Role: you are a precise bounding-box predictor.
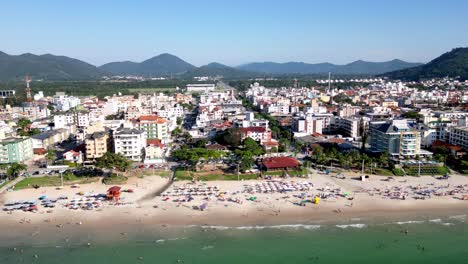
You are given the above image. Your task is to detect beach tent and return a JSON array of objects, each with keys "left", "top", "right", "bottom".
[{"left": 107, "top": 186, "right": 122, "bottom": 202}]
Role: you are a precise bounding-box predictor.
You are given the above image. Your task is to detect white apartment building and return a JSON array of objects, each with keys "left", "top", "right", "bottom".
[
  {"left": 292, "top": 116, "right": 323, "bottom": 135},
  {"left": 266, "top": 104, "right": 290, "bottom": 115},
  {"left": 448, "top": 126, "right": 468, "bottom": 149},
  {"left": 113, "top": 128, "right": 146, "bottom": 161},
  {"left": 53, "top": 93, "right": 81, "bottom": 112},
  {"left": 335, "top": 117, "right": 361, "bottom": 139},
  {"left": 186, "top": 84, "right": 216, "bottom": 93}
]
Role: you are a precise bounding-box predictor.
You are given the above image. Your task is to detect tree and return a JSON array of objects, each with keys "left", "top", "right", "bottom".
[
  {"left": 171, "top": 127, "right": 182, "bottom": 136},
  {"left": 402, "top": 111, "right": 423, "bottom": 120},
  {"left": 214, "top": 128, "right": 242, "bottom": 147},
  {"left": 194, "top": 139, "right": 208, "bottom": 148},
  {"left": 176, "top": 117, "right": 183, "bottom": 126},
  {"left": 46, "top": 149, "right": 56, "bottom": 165},
  {"left": 96, "top": 152, "right": 132, "bottom": 172},
  {"left": 6, "top": 163, "right": 27, "bottom": 180}
]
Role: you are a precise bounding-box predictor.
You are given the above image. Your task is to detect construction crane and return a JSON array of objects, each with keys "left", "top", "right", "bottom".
[{"left": 25, "top": 75, "right": 32, "bottom": 102}]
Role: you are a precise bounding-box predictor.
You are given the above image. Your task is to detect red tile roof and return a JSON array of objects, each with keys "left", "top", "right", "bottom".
[
  {"left": 138, "top": 115, "right": 167, "bottom": 124},
  {"left": 262, "top": 157, "right": 299, "bottom": 169},
  {"left": 147, "top": 139, "right": 165, "bottom": 148},
  {"left": 432, "top": 140, "right": 464, "bottom": 151},
  {"left": 241, "top": 127, "right": 266, "bottom": 133}
]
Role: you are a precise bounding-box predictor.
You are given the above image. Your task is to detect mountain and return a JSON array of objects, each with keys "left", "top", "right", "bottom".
[
  {"left": 384, "top": 48, "right": 468, "bottom": 80},
  {"left": 238, "top": 59, "right": 422, "bottom": 75},
  {"left": 99, "top": 53, "right": 195, "bottom": 76},
  {"left": 0, "top": 52, "right": 105, "bottom": 80},
  {"left": 183, "top": 62, "right": 255, "bottom": 78}
]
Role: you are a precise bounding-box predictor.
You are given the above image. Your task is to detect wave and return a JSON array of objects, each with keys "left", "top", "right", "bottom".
[
  {"left": 202, "top": 245, "right": 214, "bottom": 250},
  {"left": 429, "top": 219, "right": 442, "bottom": 223},
  {"left": 187, "top": 224, "right": 321, "bottom": 230},
  {"left": 448, "top": 215, "right": 466, "bottom": 221},
  {"left": 336, "top": 224, "right": 367, "bottom": 229},
  {"left": 395, "top": 220, "right": 425, "bottom": 225}
]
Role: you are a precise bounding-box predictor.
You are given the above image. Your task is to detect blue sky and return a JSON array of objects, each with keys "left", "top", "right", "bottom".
[{"left": 1, "top": 0, "right": 467, "bottom": 66}]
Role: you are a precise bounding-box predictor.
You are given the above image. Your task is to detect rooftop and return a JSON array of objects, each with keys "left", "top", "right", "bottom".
[{"left": 262, "top": 157, "right": 299, "bottom": 169}]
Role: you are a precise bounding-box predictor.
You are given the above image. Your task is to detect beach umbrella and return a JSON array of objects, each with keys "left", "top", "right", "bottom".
[{"left": 199, "top": 203, "right": 207, "bottom": 211}]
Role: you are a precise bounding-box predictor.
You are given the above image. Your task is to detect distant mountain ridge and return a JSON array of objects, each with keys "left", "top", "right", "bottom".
[
  {"left": 99, "top": 53, "right": 196, "bottom": 76},
  {"left": 237, "top": 59, "right": 422, "bottom": 75},
  {"left": 182, "top": 62, "right": 253, "bottom": 78},
  {"left": 0, "top": 50, "right": 445, "bottom": 81},
  {"left": 383, "top": 47, "right": 468, "bottom": 80},
  {"left": 0, "top": 52, "right": 105, "bottom": 80}
]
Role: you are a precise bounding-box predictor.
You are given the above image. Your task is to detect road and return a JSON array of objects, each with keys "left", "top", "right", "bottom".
[{"left": 0, "top": 176, "right": 25, "bottom": 194}]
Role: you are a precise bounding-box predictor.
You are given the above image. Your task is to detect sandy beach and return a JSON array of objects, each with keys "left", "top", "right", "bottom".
[{"left": 0, "top": 171, "right": 467, "bottom": 244}]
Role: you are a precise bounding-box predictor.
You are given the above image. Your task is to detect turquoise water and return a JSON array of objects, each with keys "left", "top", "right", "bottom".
[{"left": 1, "top": 218, "right": 467, "bottom": 264}]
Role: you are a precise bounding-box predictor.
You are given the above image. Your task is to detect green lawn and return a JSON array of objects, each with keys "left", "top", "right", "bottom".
[
  {"left": 174, "top": 169, "right": 259, "bottom": 181},
  {"left": 403, "top": 165, "right": 449, "bottom": 176},
  {"left": 264, "top": 168, "right": 308, "bottom": 177},
  {"left": 14, "top": 175, "right": 99, "bottom": 190}
]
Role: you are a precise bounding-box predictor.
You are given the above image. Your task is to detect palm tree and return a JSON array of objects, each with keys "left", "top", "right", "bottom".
[
  {"left": 46, "top": 148, "right": 56, "bottom": 165},
  {"left": 6, "top": 163, "right": 27, "bottom": 180}
]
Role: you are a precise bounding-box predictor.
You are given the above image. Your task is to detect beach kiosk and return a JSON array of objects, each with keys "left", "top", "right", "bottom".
[{"left": 107, "top": 186, "right": 121, "bottom": 202}]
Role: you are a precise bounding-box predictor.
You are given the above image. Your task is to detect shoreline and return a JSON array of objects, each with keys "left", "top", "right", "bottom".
[{"left": 0, "top": 173, "right": 467, "bottom": 246}]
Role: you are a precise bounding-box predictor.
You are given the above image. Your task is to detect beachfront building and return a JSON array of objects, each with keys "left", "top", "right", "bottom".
[
  {"left": 335, "top": 117, "right": 362, "bottom": 139},
  {"left": 448, "top": 126, "right": 468, "bottom": 149},
  {"left": 369, "top": 119, "right": 428, "bottom": 160},
  {"left": 113, "top": 128, "right": 146, "bottom": 161},
  {"left": 261, "top": 157, "right": 299, "bottom": 171},
  {"left": 0, "top": 137, "right": 33, "bottom": 164},
  {"left": 135, "top": 115, "right": 169, "bottom": 143},
  {"left": 85, "top": 131, "right": 112, "bottom": 160}
]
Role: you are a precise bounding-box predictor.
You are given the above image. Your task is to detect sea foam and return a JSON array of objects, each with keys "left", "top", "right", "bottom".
[
  {"left": 188, "top": 224, "right": 321, "bottom": 230},
  {"left": 335, "top": 224, "right": 367, "bottom": 229}
]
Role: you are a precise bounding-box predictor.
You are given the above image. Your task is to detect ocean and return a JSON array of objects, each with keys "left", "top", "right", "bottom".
[{"left": 1, "top": 215, "right": 467, "bottom": 264}]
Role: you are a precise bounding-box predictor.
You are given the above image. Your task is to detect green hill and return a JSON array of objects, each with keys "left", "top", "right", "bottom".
[
  {"left": 0, "top": 51, "right": 105, "bottom": 80},
  {"left": 99, "top": 53, "right": 195, "bottom": 77},
  {"left": 384, "top": 47, "right": 468, "bottom": 80}
]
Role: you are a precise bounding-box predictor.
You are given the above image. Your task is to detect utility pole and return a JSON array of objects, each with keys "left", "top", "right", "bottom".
[
  {"left": 361, "top": 159, "right": 365, "bottom": 174},
  {"left": 418, "top": 161, "right": 421, "bottom": 177},
  {"left": 60, "top": 171, "right": 63, "bottom": 187}
]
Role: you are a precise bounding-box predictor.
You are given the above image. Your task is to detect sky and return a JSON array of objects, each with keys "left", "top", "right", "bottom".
[{"left": 1, "top": 0, "right": 468, "bottom": 67}]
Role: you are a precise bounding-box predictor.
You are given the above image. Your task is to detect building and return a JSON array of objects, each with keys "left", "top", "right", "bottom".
[
  {"left": 0, "top": 137, "right": 33, "bottom": 164},
  {"left": 63, "top": 149, "right": 83, "bottom": 164},
  {"left": 369, "top": 119, "right": 425, "bottom": 160},
  {"left": 144, "top": 139, "right": 167, "bottom": 163},
  {"left": 85, "top": 131, "right": 112, "bottom": 160},
  {"left": 335, "top": 117, "right": 361, "bottom": 139},
  {"left": 186, "top": 84, "right": 216, "bottom": 93},
  {"left": 240, "top": 127, "right": 272, "bottom": 143},
  {"left": 292, "top": 116, "right": 323, "bottom": 136},
  {"left": 135, "top": 115, "right": 169, "bottom": 142},
  {"left": 53, "top": 93, "right": 81, "bottom": 112},
  {"left": 113, "top": 128, "right": 146, "bottom": 161},
  {"left": 31, "top": 128, "right": 75, "bottom": 150},
  {"left": 262, "top": 157, "right": 299, "bottom": 171},
  {"left": 448, "top": 126, "right": 468, "bottom": 149}
]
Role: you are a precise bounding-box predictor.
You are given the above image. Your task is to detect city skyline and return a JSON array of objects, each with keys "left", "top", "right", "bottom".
[{"left": 1, "top": 0, "right": 467, "bottom": 66}]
